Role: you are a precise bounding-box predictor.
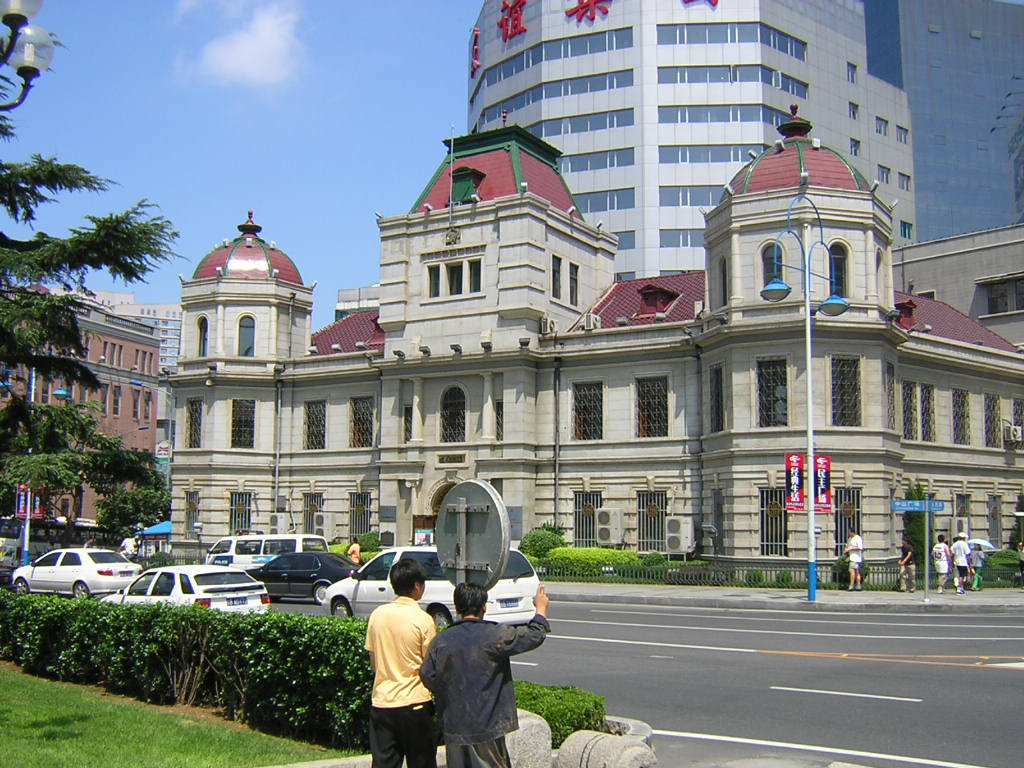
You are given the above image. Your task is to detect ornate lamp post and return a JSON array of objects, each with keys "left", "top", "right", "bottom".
[
  {"left": 760, "top": 193, "right": 849, "bottom": 602},
  {"left": 0, "top": 0, "right": 55, "bottom": 111}
]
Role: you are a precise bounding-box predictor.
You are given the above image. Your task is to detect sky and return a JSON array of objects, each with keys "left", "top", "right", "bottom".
[{"left": 6, "top": 0, "right": 483, "bottom": 331}]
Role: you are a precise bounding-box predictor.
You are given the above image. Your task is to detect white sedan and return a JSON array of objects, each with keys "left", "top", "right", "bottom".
[
  {"left": 12, "top": 548, "right": 141, "bottom": 598},
  {"left": 103, "top": 565, "right": 270, "bottom": 613}
]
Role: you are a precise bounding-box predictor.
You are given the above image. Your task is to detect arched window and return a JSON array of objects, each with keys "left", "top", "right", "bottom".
[
  {"left": 719, "top": 257, "right": 729, "bottom": 308},
  {"left": 440, "top": 387, "right": 466, "bottom": 443},
  {"left": 761, "top": 244, "right": 783, "bottom": 286},
  {"left": 197, "top": 317, "right": 208, "bottom": 357},
  {"left": 238, "top": 316, "right": 255, "bottom": 357},
  {"left": 829, "top": 243, "right": 848, "bottom": 298}
]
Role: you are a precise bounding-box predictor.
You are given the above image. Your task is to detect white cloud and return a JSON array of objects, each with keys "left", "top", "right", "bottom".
[{"left": 183, "top": 1, "right": 304, "bottom": 89}]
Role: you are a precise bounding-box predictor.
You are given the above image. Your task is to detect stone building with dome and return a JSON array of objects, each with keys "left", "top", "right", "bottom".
[{"left": 168, "top": 122, "right": 1024, "bottom": 562}]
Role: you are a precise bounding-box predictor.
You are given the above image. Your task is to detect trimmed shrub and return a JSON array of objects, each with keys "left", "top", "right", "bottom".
[
  {"left": 986, "top": 549, "right": 1019, "bottom": 569},
  {"left": 358, "top": 531, "right": 381, "bottom": 553},
  {"left": 745, "top": 570, "right": 764, "bottom": 586},
  {"left": 514, "top": 680, "right": 606, "bottom": 748},
  {"left": 640, "top": 552, "right": 667, "bottom": 568},
  {"left": 543, "top": 547, "right": 641, "bottom": 576},
  {"left": 773, "top": 570, "right": 794, "bottom": 587},
  {"left": 142, "top": 551, "right": 176, "bottom": 568},
  {"left": 832, "top": 556, "right": 871, "bottom": 586},
  {"left": 520, "top": 526, "right": 566, "bottom": 559}
]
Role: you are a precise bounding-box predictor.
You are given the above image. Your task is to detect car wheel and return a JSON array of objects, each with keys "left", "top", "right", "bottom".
[
  {"left": 72, "top": 581, "right": 91, "bottom": 599},
  {"left": 14, "top": 578, "right": 29, "bottom": 595},
  {"left": 331, "top": 596, "right": 353, "bottom": 617},
  {"left": 427, "top": 605, "right": 452, "bottom": 631},
  {"left": 313, "top": 582, "right": 330, "bottom": 605}
]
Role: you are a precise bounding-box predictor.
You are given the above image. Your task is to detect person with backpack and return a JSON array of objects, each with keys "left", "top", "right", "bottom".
[{"left": 932, "top": 534, "right": 952, "bottom": 594}]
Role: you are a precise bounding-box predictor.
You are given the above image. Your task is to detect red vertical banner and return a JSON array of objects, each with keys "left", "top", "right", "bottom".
[
  {"left": 15, "top": 483, "right": 28, "bottom": 520},
  {"left": 784, "top": 453, "right": 804, "bottom": 511},
  {"left": 814, "top": 455, "right": 832, "bottom": 512}
]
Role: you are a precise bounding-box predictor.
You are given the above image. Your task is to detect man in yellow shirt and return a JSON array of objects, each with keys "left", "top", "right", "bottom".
[{"left": 365, "top": 558, "right": 437, "bottom": 768}]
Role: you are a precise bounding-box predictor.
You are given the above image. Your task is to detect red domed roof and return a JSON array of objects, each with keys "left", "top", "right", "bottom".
[
  {"left": 193, "top": 212, "right": 303, "bottom": 284},
  {"left": 728, "top": 107, "right": 870, "bottom": 196}
]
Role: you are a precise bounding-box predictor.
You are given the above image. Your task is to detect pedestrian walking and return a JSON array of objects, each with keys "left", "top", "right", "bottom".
[
  {"left": 845, "top": 528, "right": 864, "bottom": 591},
  {"left": 932, "top": 534, "right": 952, "bottom": 593},
  {"left": 365, "top": 558, "right": 437, "bottom": 768},
  {"left": 969, "top": 544, "right": 986, "bottom": 590},
  {"left": 951, "top": 531, "right": 971, "bottom": 595},
  {"left": 898, "top": 537, "right": 916, "bottom": 593},
  {"left": 420, "top": 583, "right": 550, "bottom": 768},
  {"left": 347, "top": 536, "right": 362, "bottom": 565},
  {"left": 1018, "top": 540, "right": 1024, "bottom": 590}
]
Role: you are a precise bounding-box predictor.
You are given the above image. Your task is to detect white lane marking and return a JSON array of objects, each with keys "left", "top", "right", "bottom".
[
  {"left": 588, "top": 608, "right": 1024, "bottom": 630},
  {"left": 988, "top": 661, "right": 1024, "bottom": 669},
  {"left": 649, "top": 654, "right": 675, "bottom": 659},
  {"left": 551, "top": 633, "right": 756, "bottom": 654},
  {"left": 652, "top": 729, "right": 995, "bottom": 768},
  {"left": 510, "top": 661, "right": 537, "bottom": 667},
  {"left": 770, "top": 685, "right": 922, "bottom": 702},
  {"left": 554, "top": 616, "right": 1020, "bottom": 641}
]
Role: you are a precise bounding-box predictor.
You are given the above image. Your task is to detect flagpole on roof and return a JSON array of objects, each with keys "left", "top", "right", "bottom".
[{"left": 448, "top": 124, "right": 455, "bottom": 230}]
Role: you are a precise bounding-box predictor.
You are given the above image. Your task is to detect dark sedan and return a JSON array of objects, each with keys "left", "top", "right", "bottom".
[
  {"left": 0, "top": 564, "right": 13, "bottom": 590},
  {"left": 248, "top": 552, "right": 357, "bottom": 604}
]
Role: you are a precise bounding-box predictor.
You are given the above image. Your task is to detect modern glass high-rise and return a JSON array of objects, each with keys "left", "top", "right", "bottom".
[
  {"left": 864, "top": 0, "right": 1024, "bottom": 241},
  {"left": 468, "top": 0, "right": 914, "bottom": 279}
]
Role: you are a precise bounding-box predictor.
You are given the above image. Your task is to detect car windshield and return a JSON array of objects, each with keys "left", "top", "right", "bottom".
[
  {"left": 503, "top": 551, "right": 535, "bottom": 580},
  {"left": 303, "top": 537, "right": 328, "bottom": 552},
  {"left": 88, "top": 551, "right": 130, "bottom": 564},
  {"left": 194, "top": 572, "right": 257, "bottom": 586}
]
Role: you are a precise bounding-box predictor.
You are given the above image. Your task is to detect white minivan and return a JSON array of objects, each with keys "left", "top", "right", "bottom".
[
  {"left": 322, "top": 545, "right": 539, "bottom": 629},
  {"left": 205, "top": 534, "right": 329, "bottom": 567}
]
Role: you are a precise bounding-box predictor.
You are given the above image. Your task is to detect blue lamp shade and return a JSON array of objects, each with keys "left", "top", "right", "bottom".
[
  {"left": 52, "top": 388, "right": 70, "bottom": 399},
  {"left": 818, "top": 294, "right": 851, "bottom": 317},
  {"left": 760, "top": 277, "right": 792, "bottom": 303}
]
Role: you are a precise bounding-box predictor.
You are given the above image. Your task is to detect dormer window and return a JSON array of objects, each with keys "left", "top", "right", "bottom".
[
  {"left": 638, "top": 285, "right": 679, "bottom": 316},
  {"left": 450, "top": 167, "right": 486, "bottom": 205}
]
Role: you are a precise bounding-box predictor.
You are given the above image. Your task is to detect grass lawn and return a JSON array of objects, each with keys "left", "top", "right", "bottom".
[{"left": 0, "top": 663, "right": 360, "bottom": 768}]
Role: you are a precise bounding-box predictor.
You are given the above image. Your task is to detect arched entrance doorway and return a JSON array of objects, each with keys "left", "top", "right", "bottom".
[{"left": 414, "top": 482, "right": 456, "bottom": 546}]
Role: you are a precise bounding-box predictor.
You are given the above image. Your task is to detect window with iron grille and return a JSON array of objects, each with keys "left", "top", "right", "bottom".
[
  {"left": 112, "top": 385, "right": 121, "bottom": 416},
  {"left": 303, "top": 492, "right": 324, "bottom": 534},
  {"left": 231, "top": 399, "right": 256, "bottom": 448},
  {"left": 885, "top": 363, "right": 896, "bottom": 430},
  {"left": 100, "top": 383, "right": 109, "bottom": 416},
  {"left": 144, "top": 391, "right": 152, "bottom": 420},
  {"left": 832, "top": 487, "right": 862, "bottom": 556},
  {"left": 574, "top": 491, "right": 602, "bottom": 547},
  {"left": 350, "top": 396, "right": 374, "bottom": 447},
  {"left": 831, "top": 357, "right": 861, "bottom": 426},
  {"left": 349, "top": 492, "right": 371, "bottom": 536},
  {"left": 1015, "top": 398, "right": 1024, "bottom": 427},
  {"left": 952, "top": 388, "right": 970, "bottom": 445},
  {"left": 441, "top": 387, "right": 467, "bottom": 443},
  {"left": 403, "top": 405, "right": 413, "bottom": 442},
  {"left": 988, "top": 495, "right": 1002, "bottom": 547},
  {"left": 551, "top": 255, "right": 562, "bottom": 300},
  {"left": 229, "top": 492, "right": 252, "bottom": 533},
  {"left": 186, "top": 398, "right": 203, "bottom": 448},
  {"left": 636, "top": 490, "right": 667, "bottom": 552},
  {"left": 901, "top": 381, "right": 917, "bottom": 440},
  {"left": 758, "top": 488, "right": 788, "bottom": 556},
  {"left": 709, "top": 365, "right": 724, "bottom": 432},
  {"left": 920, "top": 384, "right": 935, "bottom": 441},
  {"left": 756, "top": 359, "right": 787, "bottom": 427},
  {"left": 304, "top": 400, "right": 327, "bottom": 450},
  {"left": 636, "top": 377, "right": 668, "bottom": 437},
  {"left": 573, "top": 382, "right": 603, "bottom": 440},
  {"left": 495, "top": 399, "right": 504, "bottom": 441},
  {"left": 984, "top": 394, "right": 1000, "bottom": 447},
  {"left": 569, "top": 263, "right": 579, "bottom": 305},
  {"left": 185, "top": 491, "right": 200, "bottom": 539},
  {"left": 131, "top": 390, "right": 140, "bottom": 419}
]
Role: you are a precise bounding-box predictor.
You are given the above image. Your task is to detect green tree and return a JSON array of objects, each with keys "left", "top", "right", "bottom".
[{"left": 903, "top": 482, "right": 927, "bottom": 568}]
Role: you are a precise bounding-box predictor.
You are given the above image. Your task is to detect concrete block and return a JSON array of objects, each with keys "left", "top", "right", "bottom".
[
  {"left": 556, "top": 730, "right": 657, "bottom": 768},
  {"left": 508, "top": 708, "right": 552, "bottom": 768}
]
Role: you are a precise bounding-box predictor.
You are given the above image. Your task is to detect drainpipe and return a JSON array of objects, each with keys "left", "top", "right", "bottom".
[
  {"left": 691, "top": 337, "right": 706, "bottom": 556},
  {"left": 553, "top": 356, "right": 562, "bottom": 530},
  {"left": 273, "top": 291, "right": 296, "bottom": 532}
]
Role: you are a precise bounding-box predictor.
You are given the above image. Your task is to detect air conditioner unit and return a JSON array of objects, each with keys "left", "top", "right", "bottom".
[
  {"left": 315, "top": 528, "right": 325, "bottom": 537},
  {"left": 582, "top": 313, "right": 601, "bottom": 331},
  {"left": 315, "top": 514, "right": 325, "bottom": 527},
  {"left": 269, "top": 514, "right": 278, "bottom": 527},
  {"left": 595, "top": 509, "right": 623, "bottom": 546},
  {"left": 665, "top": 516, "right": 695, "bottom": 554},
  {"left": 270, "top": 527, "right": 279, "bottom": 535},
  {"left": 541, "top": 316, "right": 557, "bottom": 334},
  {"left": 1004, "top": 425, "right": 1023, "bottom": 443}
]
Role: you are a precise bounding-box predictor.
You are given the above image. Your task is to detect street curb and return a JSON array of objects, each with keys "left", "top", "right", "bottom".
[{"left": 544, "top": 589, "right": 1024, "bottom": 613}]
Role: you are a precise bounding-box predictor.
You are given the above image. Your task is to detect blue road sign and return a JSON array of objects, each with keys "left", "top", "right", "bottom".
[
  {"left": 891, "top": 499, "right": 947, "bottom": 512},
  {"left": 926, "top": 500, "right": 945, "bottom": 512}
]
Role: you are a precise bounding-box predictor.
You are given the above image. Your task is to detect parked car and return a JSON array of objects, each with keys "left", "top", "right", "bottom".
[
  {"left": 205, "top": 533, "right": 330, "bottom": 567},
  {"left": 0, "top": 564, "right": 13, "bottom": 590},
  {"left": 322, "top": 546, "right": 539, "bottom": 628},
  {"left": 12, "top": 548, "right": 141, "bottom": 597},
  {"left": 247, "top": 551, "right": 358, "bottom": 604},
  {"left": 102, "top": 565, "right": 270, "bottom": 613}
]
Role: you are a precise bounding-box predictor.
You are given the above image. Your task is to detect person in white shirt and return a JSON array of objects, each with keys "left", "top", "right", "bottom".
[
  {"left": 932, "top": 534, "right": 952, "bottom": 593},
  {"left": 950, "top": 531, "right": 972, "bottom": 595},
  {"left": 844, "top": 529, "right": 864, "bottom": 591}
]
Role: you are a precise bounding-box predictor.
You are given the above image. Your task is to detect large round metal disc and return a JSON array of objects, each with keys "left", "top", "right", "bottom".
[{"left": 436, "top": 480, "right": 510, "bottom": 590}]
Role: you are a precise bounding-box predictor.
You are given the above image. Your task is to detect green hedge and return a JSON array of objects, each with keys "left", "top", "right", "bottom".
[
  {"left": 544, "top": 547, "right": 641, "bottom": 576},
  {"left": 514, "top": 680, "right": 606, "bottom": 747},
  {"left": 520, "top": 526, "right": 566, "bottom": 559}
]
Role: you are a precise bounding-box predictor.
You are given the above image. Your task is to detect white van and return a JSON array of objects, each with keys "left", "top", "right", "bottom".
[{"left": 205, "top": 534, "right": 329, "bottom": 567}]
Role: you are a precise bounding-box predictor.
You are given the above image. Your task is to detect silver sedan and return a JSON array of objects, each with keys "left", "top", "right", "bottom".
[{"left": 12, "top": 548, "right": 141, "bottom": 598}]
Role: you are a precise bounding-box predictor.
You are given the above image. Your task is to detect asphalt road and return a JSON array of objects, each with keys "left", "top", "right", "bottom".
[{"left": 273, "top": 599, "right": 1024, "bottom": 767}]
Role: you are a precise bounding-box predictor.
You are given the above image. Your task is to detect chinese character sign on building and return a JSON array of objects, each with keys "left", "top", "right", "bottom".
[
  {"left": 784, "top": 453, "right": 804, "bottom": 512},
  {"left": 498, "top": 0, "right": 528, "bottom": 42},
  {"left": 683, "top": 0, "right": 720, "bottom": 7},
  {"left": 566, "top": 0, "right": 613, "bottom": 23},
  {"left": 470, "top": 26, "right": 481, "bottom": 78},
  {"left": 814, "top": 455, "right": 832, "bottom": 513}
]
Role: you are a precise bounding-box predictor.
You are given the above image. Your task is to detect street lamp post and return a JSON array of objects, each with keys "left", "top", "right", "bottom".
[
  {"left": 760, "top": 194, "right": 850, "bottom": 602},
  {"left": 0, "top": 0, "right": 55, "bottom": 111}
]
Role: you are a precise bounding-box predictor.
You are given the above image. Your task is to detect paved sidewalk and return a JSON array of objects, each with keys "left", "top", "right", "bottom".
[{"left": 544, "top": 581, "right": 1024, "bottom": 612}]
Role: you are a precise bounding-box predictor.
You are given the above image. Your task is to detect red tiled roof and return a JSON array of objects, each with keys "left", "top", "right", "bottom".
[
  {"left": 583, "top": 273, "right": 706, "bottom": 328},
  {"left": 311, "top": 310, "right": 384, "bottom": 354},
  {"left": 893, "top": 291, "right": 1017, "bottom": 352},
  {"left": 519, "top": 150, "right": 575, "bottom": 211},
  {"left": 729, "top": 137, "right": 870, "bottom": 196},
  {"left": 193, "top": 213, "right": 303, "bottom": 284}
]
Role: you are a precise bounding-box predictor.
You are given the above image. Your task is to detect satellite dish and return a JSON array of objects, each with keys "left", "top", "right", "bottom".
[{"left": 436, "top": 479, "right": 510, "bottom": 590}]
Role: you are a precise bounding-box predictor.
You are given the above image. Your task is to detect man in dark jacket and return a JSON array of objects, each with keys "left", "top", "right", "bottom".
[{"left": 420, "top": 582, "right": 549, "bottom": 768}]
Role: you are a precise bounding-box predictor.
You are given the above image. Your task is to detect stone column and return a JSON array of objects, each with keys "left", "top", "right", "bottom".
[
  {"left": 481, "top": 372, "right": 495, "bottom": 439},
  {"left": 412, "top": 377, "right": 423, "bottom": 442}
]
